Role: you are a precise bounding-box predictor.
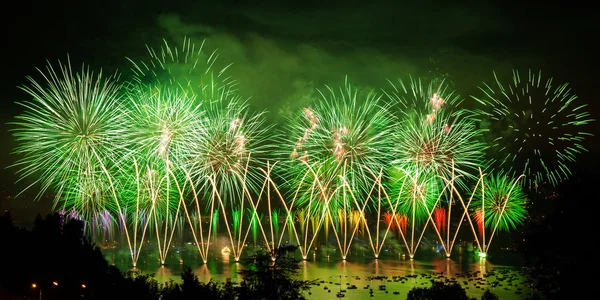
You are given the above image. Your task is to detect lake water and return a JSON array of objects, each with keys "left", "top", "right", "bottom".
[{"left": 102, "top": 240, "right": 533, "bottom": 299}]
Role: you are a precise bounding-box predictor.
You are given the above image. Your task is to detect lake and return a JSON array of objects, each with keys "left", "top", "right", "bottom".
[{"left": 102, "top": 240, "right": 533, "bottom": 299}]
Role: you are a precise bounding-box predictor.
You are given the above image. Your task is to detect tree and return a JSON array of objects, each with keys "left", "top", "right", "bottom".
[
  {"left": 481, "top": 289, "right": 499, "bottom": 300},
  {"left": 161, "top": 266, "right": 235, "bottom": 300},
  {"left": 0, "top": 212, "right": 163, "bottom": 300},
  {"left": 236, "top": 245, "right": 316, "bottom": 300},
  {"left": 407, "top": 280, "right": 469, "bottom": 300}
]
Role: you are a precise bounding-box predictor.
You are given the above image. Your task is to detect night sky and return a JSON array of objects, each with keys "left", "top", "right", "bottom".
[{"left": 2, "top": 0, "right": 598, "bottom": 223}]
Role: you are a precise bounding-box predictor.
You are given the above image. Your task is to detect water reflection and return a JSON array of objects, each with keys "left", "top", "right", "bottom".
[
  {"left": 156, "top": 265, "right": 173, "bottom": 278},
  {"left": 473, "top": 257, "right": 491, "bottom": 278},
  {"left": 432, "top": 257, "right": 458, "bottom": 276},
  {"left": 221, "top": 250, "right": 230, "bottom": 263},
  {"left": 195, "top": 264, "right": 211, "bottom": 278},
  {"left": 110, "top": 249, "right": 529, "bottom": 299}
]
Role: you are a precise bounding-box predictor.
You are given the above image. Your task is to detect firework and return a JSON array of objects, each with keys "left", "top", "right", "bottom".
[
  {"left": 388, "top": 166, "right": 441, "bottom": 225},
  {"left": 472, "top": 69, "right": 594, "bottom": 188},
  {"left": 392, "top": 109, "right": 486, "bottom": 186},
  {"left": 385, "top": 76, "right": 463, "bottom": 114},
  {"left": 386, "top": 77, "right": 487, "bottom": 185},
  {"left": 11, "top": 58, "right": 124, "bottom": 212},
  {"left": 395, "top": 214, "right": 409, "bottom": 235},
  {"left": 471, "top": 173, "right": 528, "bottom": 232},
  {"left": 184, "top": 92, "right": 272, "bottom": 205},
  {"left": 282, "top": 78, "right": 394, "bottom": 214},
  {"left": 127, "top": 37, "right": 234, "bottom": 100},
  {"left": 59, "top": 168, "right": 117, "bottom": 229},
  {"left": 433, "top": 207, "right": 447, "bottom": 233},
  {"left": 119, "top": 84, "right": 204, "bottom": 167}
]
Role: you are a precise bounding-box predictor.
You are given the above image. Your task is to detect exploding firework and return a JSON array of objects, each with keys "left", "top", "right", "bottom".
[
  {"left": 11, "top": 58, "right": 124, "bottom": 208},
  {"left": 395, "top": 214, "right": 409, "bottom": 235},
  {"left": 472, "top": 69, "right": 594, "bottom": 188},
  {"left": 184, "top": 93, "right": 272, "bottom": 205},
  {"left": 119, "top": 85, "right": 204, "bottom": 166},
  {"left": 388, "top": 166, "right": 441, "bottom": 225},
  {"left": 127, "top": 37, "right": 234, "bottom": 100},
  {"left": 471, "top": 173, "right": 528, "bottom": 232},
  {"left": 392, "top": 110, "right": 486, "bottom": 187},
  {"left": 59, "top": 168, "right": 117, "bottom": 228},
  {"left": 433, "top": 207, "right": 447, "bottom": 233},
  {"left": 282, "top": 78, "right": 394, "bottom": 214},
  {"left": 385, "top": 76, "right": 463, "bottom": 115},
  {"left": 386, "top": 77, "right": 487, "bottom": 185}
]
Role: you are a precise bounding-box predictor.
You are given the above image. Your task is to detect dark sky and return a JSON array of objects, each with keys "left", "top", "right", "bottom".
[{"left": 2, "top": 0, "right": 598, "bottom": 222}]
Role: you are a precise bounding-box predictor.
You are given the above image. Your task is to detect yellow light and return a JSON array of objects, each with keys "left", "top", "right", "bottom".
[
  {"left": 31, "top": 283, "right": 37, "bottom": 288},
  {"left": 52, "top": 281, "right": 58, "bottom": 286},
  {"left": 81, "top": 284, "right": 86, "bottom": 288}
]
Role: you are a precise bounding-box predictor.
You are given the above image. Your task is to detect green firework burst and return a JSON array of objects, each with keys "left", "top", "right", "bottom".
[
  {"left": 471, "top": 173, "right": 528, "bottom": 232},
  {"left": 59, "top": 167, "right": 117, "bottom": 226},
  {"left": 11, "top": 58, "right": 124, "bottom": 208},
  {"left": 127, "top": 37, "right": 234, "bottom": 100},
  {"left": 472, "top": 69, "right": 594, "bottom": 188},
  {"left": 388, "top": 166, "right": 441, "bottom": 225},
  {"left": 184, "top": 92, "right": 272, "bottom": 206},
  {"left": 386, "top": 77, "right": 486, "bottom": 186},
  {"left": 120, "top": 84, "right": 204, "bottom": 167},
  {"left": 282, "top": 78, "right": 394, "bottom": 214}
]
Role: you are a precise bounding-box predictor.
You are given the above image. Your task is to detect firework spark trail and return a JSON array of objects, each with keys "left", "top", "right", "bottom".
[
  {"left": 239, "top": 161, "right": 278, "bottom": 255},
  {"left": 316, "top": 161, "right": 375, "bottom": 260},
  {"left": 472, "top": 69, "right": 594, "bottom": 188},
  {"left": 352, "top": 168, "right": 413, "bottom": 259},
  {"left": 440, "top": 168, "right": 486, "bottom": 254},
  {"left": 335, "top": 169, "right": 391, "bottom": 259},
  {"left": 294, "top": 161, "right": 349, "bottom": 259},
  {"left": 183, "top": 169, "right": 206, "bottom": 261},
  {"left": 127, "top": 37, "right": 234, "bottom": 99},
  {"left": 257, "top": 162, "right": 304, "bottom": 252},
  {"left": 376, "top": 164, "right": 452, "bottom": 258}
]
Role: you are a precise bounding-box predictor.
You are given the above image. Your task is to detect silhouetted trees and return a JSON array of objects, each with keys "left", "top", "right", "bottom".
[
  {"left": 481, "top": 289, "right": 499, "bottom": 300},
  {"left": 161, "top": 266, "right": 235, "bottom": 300},
  {"left": 0, "top": 211, "right": 118, "bottom": 299},
  {"left": 406, "top": 281, "right": 469, "bottom": 300},
  {"left": 518, "top": 171, "right": 596, "bottom": 300},
  {"left": 0, "top": 212, "right": 315, "bottom": 300},
  {"left": 236, "top": 245, "right": 316, "bottom": 300}
]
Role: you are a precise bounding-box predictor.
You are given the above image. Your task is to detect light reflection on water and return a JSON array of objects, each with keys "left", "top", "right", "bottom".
[{"left": 106, "top": 246, "right": 532, "bottom": 299}]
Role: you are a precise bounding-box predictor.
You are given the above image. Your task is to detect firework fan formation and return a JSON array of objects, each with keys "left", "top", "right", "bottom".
[
  {"left": 10, "top": 37, "right": 591, "bottom": 261},
  {"left": 472, "top": 69, "right": 594, "bottom": 188}
]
